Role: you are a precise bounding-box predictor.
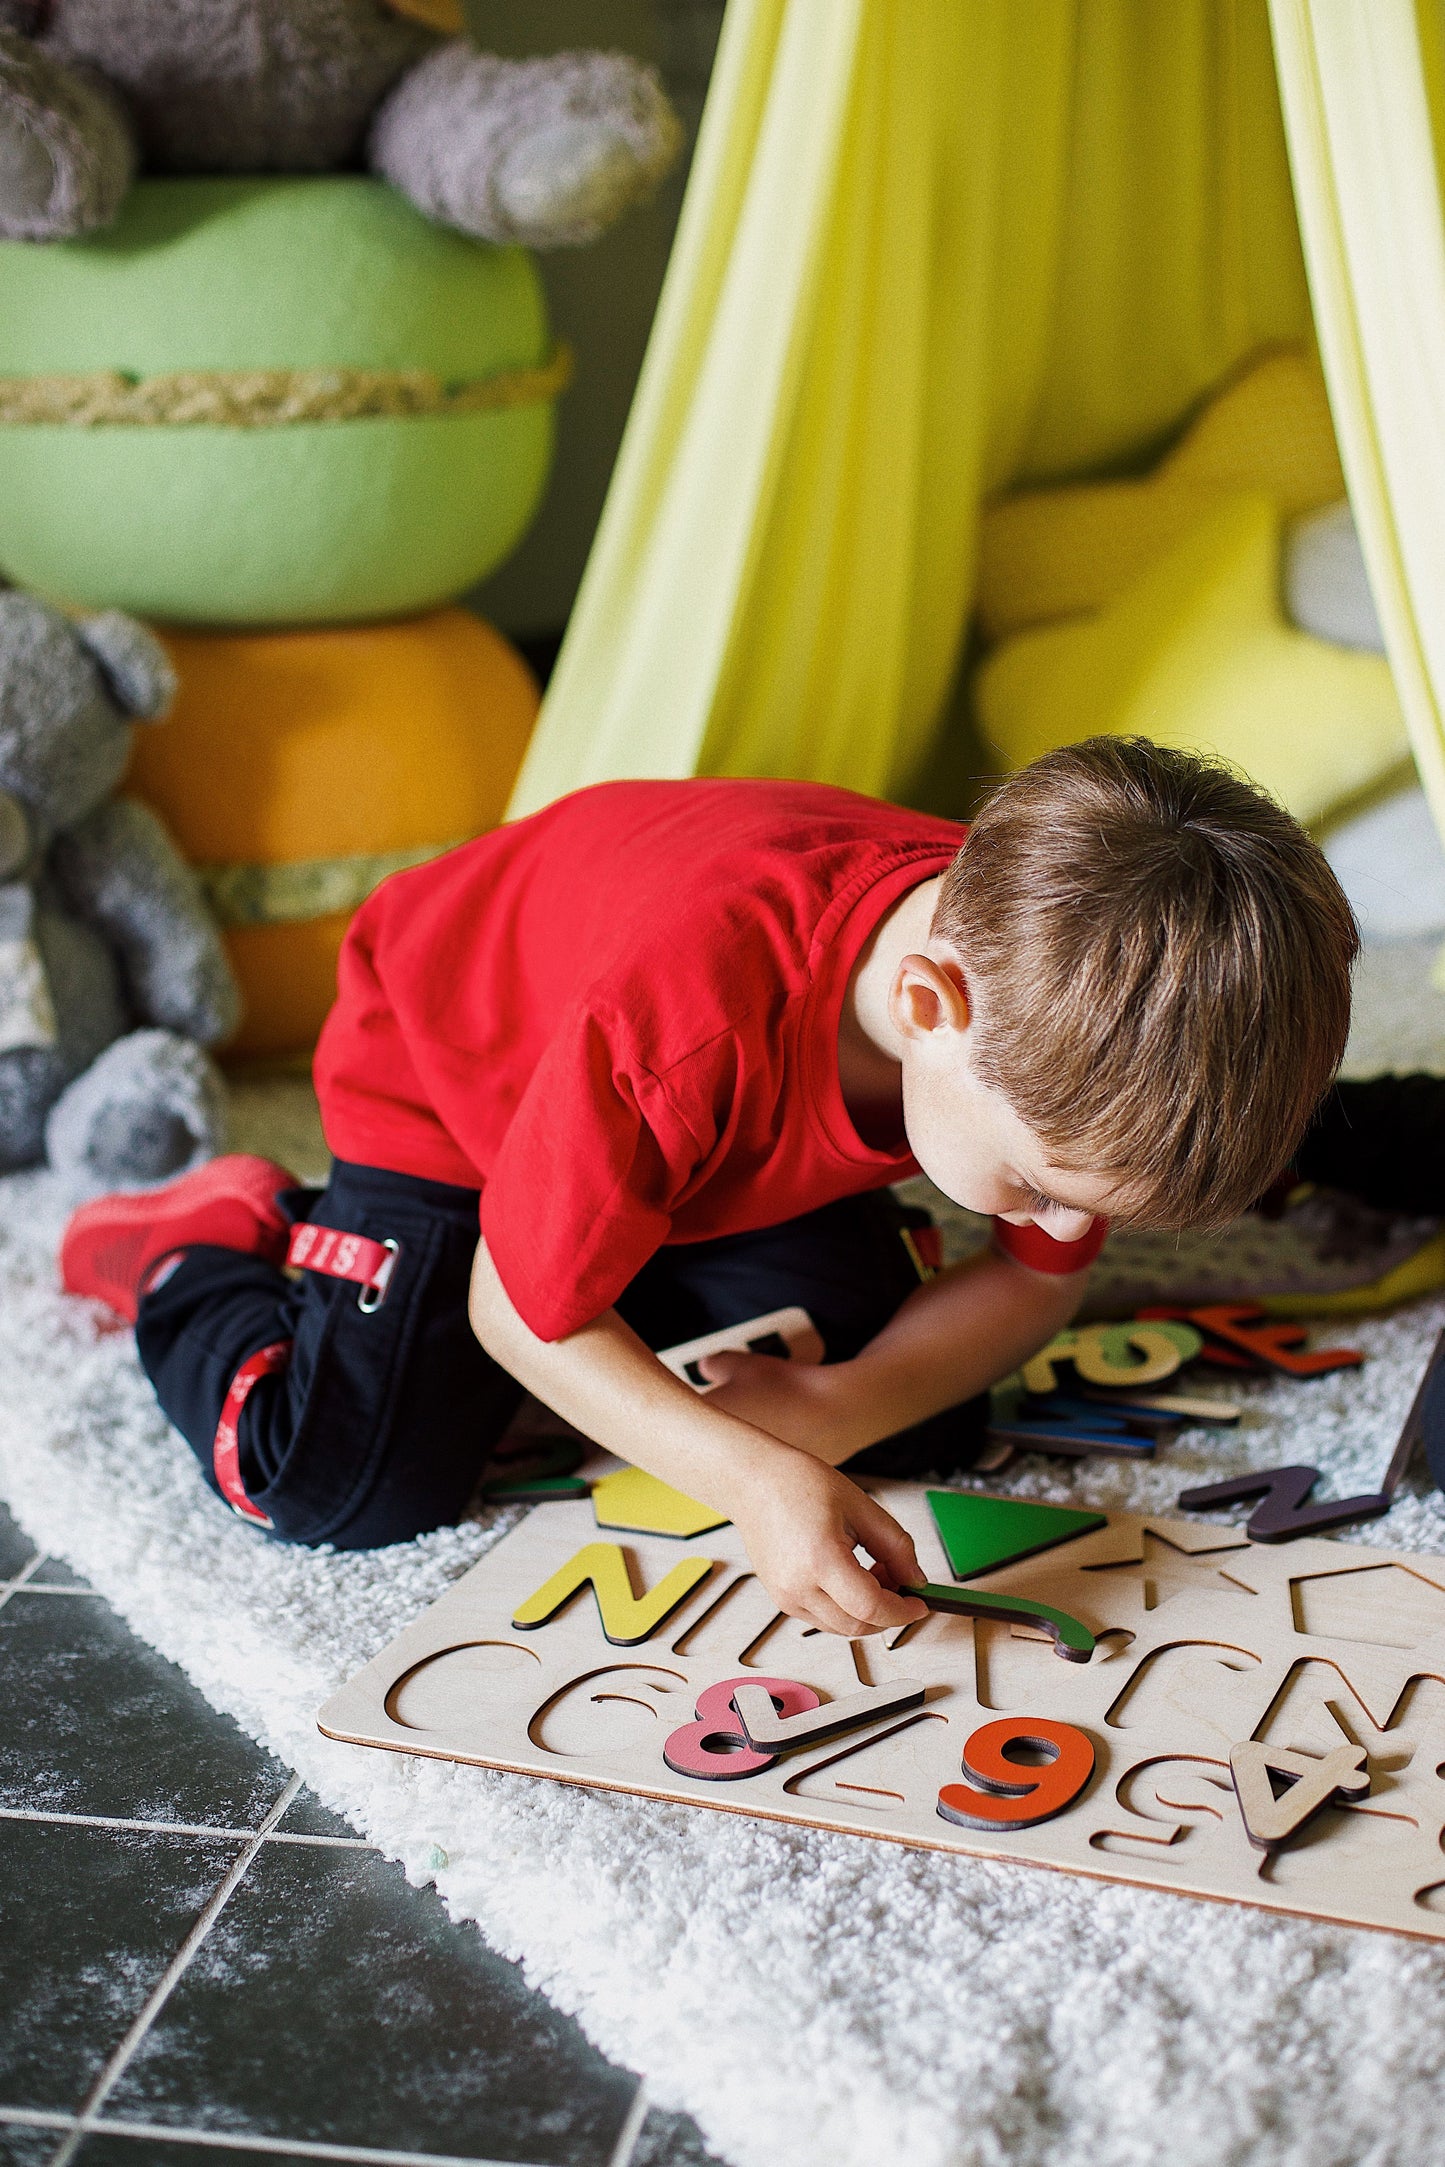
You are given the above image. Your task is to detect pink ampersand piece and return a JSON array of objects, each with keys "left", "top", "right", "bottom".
[{"left": 662, "top": 1674, "right": 820, "bottom": 1781}]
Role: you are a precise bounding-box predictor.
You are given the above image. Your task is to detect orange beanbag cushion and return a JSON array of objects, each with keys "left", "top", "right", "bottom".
[{"left": 127, "top": 609, "right": 539, "bottom": 1061}]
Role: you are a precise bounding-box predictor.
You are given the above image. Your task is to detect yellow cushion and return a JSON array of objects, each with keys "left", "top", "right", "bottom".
[
  {"left": 976, "top": 494, "right": 1408, "bottom": 828},
  {"left": 976, "top": 349, "right": 1346, "bottom": 642}
]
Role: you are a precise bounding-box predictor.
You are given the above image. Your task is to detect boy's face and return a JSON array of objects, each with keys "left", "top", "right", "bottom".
[{"left": 891, "top": 950, "right": 1124, "bottom": 1239}]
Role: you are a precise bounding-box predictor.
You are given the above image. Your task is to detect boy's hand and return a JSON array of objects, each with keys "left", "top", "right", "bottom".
[
  {"left": 695, "top": 1345, "right": 851, "bottom": 1458},
  {"left": 721, "top": 1451, "right": 929, "bottom": 1637}
]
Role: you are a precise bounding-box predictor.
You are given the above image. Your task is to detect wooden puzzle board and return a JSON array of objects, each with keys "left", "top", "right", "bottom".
[{"left": 318, "top": 1482, "right": 1445, "bottom": 1942}]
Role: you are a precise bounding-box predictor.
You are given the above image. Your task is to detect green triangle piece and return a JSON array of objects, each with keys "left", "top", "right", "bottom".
[{"left": 926, "top": 1490, "right": 1107, "bottom": 1581}]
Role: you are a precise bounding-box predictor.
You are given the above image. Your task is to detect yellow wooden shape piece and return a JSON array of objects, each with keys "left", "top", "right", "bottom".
[
  {"left": 591, "top": 1467, "right": 731, "bottom": 1540},
  {"left": 977, "top": 493, "right": 1408, "bottom": 829},
  {"left": 976, "top": 349, "right": 1345, "bottom": 641},
  {"left": 1021, "top": 1324, "right": 1190, "bottom": 1397},
  {"left": 512, "top": 1542, "right": 713, "bottom": 1647}
]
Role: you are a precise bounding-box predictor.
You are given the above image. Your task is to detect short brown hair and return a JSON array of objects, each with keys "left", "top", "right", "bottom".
[{"left": 935, "top": 737, "right": 1358, "bottom": 1227}]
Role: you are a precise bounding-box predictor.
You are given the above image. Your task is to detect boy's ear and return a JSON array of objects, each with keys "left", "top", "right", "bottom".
[{"left": 893, "top": 953, "right": 971, "bottom": 1036}]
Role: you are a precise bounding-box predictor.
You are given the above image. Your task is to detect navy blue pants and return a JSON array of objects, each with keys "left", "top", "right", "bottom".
[{"left": 135, "top": 1158, "right": 986, "bottom": 1550}]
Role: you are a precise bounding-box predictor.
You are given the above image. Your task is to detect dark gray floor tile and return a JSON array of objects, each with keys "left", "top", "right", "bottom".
[
  {"left": 0, "top": 1592, "right": 290, "bottom": 1827},
  {"left": 107, "top": 1843, "right": 640, "bottom": 2164},
  {"left": 0, "top": 1820, "right": 241, "bottom": 2112},
  {"left": 271, "top": 1786, "right": 359, "bottom": 1841},
  {"left": 0, "top": 2123, "right": 66, "bottom": 2167},
  {"left": 0, "top": 1502, "right": 37, "bottom": 1581},
  {"left": 631, "top": 2107, "right": 728, "bottom": 2167},
  {"left": 29, "top": 1557, "right": 92, "bottom": 1590}
]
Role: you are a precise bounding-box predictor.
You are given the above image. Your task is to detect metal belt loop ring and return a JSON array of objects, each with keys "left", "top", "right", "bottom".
[{"left": 357, "top": 1237, "right": 401, "bottom": 1314}]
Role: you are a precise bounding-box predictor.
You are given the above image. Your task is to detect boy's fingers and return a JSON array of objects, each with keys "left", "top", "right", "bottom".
[
  {"left": 843, "top": 1486, "right": 927, "bottom": 1595},
  {"left": 695, "top": 1350, "right": 742, "bottom": 1385},
  {"left": 799, "top": 1589, "right": 874, "bottom": 1637},
  {"left": 821, "top": 1551, "right": 920, "bottom": 1634}
]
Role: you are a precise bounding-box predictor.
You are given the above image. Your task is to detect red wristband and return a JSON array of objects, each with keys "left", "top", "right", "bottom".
[{"left": 993, "top": 1216, "right": 1108, "bottom": 1275}]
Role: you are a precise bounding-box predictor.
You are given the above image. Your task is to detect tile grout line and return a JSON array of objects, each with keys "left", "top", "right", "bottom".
[
  {"left": 608, "top": 2081, "right": 652, "bottom": 2167},
  {"left": 47, "top": 1772, "right": 307, "bottom": 2167},
  {"left": 0, "top": 1803, "right": 368, "bottom": 1847},
  {"left": 0, "top": 1555, "right": 45, "bottom": 1613},
  {"left": 5, "top": 2111, "right": 553, "bottom": 2167}
]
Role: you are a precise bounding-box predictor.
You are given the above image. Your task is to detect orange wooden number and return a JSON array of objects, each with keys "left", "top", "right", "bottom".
[{"left": 937, "top": 1717, "right": 1094, "bottom": 1831}]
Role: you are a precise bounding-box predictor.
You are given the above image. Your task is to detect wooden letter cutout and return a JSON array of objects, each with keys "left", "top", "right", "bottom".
[
  {"left": 591, "top": 1467, "right": 730, "bottom": 1539},
  {"left": 662, "top": 1675, "right": 820, "bottom": 1781},
  {"left": 1181, "top": 1304, "right": 1362, "bottom": 1379},
  {"left": 512, "top": 1542, "right": 713, "bottom": 1647},
  {"left": 988, "top": 1406, "right": 1159, "bottom": 1459},
  {"left": 903, "top": 1581, "right": 1095, "bottom": 1663},
  {"left": 1229, "top": 1739, "right": 1370, "bottom": 1850},
  {"left": 732, "top": 1677, "right": 926, "bottom": 1754},
  {"left": 1020, "top": 1322, "right": 1197, "bottom": 1397},
  {"left": 656, "top": 1306, "right": 824, "bottom": 1392},
  {"left": 938, "top": 1717, "right": 1095, "bottom": 1830},
  {"left": 1177, "top": 1466, "right": 1391, "bottom": 1542}
]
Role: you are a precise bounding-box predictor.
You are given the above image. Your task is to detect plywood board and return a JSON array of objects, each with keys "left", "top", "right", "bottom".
[{"left": 318, "top": 1482, "right": 1445, "bottom": 1942}]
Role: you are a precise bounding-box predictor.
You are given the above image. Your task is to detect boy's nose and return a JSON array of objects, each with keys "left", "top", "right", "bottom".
[
  {"left": 1000, "top": 1204, "right": 1096, "bottom": 1242},
  {"left": 1043, "top": 1209, "right": 1097, "bottom": 1242}
]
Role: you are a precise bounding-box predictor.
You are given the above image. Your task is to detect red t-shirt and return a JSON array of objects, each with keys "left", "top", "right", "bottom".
[{"left": 314, "top": 779, "right": 1104, "bottom": 1339}]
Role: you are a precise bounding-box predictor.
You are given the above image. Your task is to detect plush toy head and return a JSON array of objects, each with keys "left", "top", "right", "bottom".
[{"left": 0, "top": 592, "right": 174, "bottom": 866}]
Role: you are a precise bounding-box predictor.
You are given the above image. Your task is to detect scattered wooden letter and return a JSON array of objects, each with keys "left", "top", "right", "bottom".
[
  {"left": 655, "top": 1306, "right": 824, "bottom": 1392},
  {"left": 1176, "top": 1466, "right": 1392, "bottom": 1542},
  {"left": 483, "top": 1472, "right": 591, "bottom": 1504},
  {"left": 1081, "top": 1388, "right": 1240, "bottom": 1425},
  {"left": 591, "top": 1466, "right": 730, "bottom": 1539},
  {"left": 483, "top": 1437, "right": 588, "bottom": 1502},
  {"left": 1143, "top": 1303, "right": 1362, "bottom": 1379},
  {"left": 988, "top": 1405, "right": 1160, "bottom": 1459},
  {"left": 731, "top": 1677, "right": 926, "bottom": 1754},
  {"left": 902, "top": 1581, "right": 1096, "bottom": 1663},
  {"left": 1229, "top": 1738, "right": 1370, "bottom": 1850},
  {"left": 512, "top": 1542, "right": 713, "bottom": 1647},
  {"left": 1020, "top": 1321, "right": 1198, "bottom": 1397},
  {"left": 937, "top": 1717, "right": 1096, "bottom": 1830},
  {"left": 662, "top": 1674, "right": 820, "bottom": 1781}
]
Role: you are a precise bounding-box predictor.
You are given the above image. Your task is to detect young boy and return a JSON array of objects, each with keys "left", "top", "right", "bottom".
[{"left": 61, "top": 736, "right": 1357, "bottom": 1638}]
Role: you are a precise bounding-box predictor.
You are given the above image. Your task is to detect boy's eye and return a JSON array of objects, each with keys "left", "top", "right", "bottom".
[{"left": 1023, "top": 1187, "right": 1066, "bottom": 1217}]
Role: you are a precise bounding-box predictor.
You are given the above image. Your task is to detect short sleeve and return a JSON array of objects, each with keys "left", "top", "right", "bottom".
[
  {"left": 992, "top": 1216, "right": 1108, "bottom": 1275},
  {"left": 479, "top": 1005, "right": 712, "bottom": 1341}
]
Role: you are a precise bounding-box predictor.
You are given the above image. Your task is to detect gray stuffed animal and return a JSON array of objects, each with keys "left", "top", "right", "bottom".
[
  {"left": 0, "top": 591, "right": 237, "bottom": 1184},
  {"left": 0, "top": 0, "right": 681, "bottom": 246}
]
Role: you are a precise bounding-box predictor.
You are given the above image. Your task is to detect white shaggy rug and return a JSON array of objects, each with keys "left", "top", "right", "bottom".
[{"left": 7, "top": 945, "right": 1445, "bottom": 2167}]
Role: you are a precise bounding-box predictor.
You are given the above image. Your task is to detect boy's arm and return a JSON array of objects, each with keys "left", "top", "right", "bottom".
[
  {"left": 698, "top": 1247, "right": 1088, "bottom": 1465},
  {"left": 468, "top": 1237, "right": 928, "bottom": 1639}
]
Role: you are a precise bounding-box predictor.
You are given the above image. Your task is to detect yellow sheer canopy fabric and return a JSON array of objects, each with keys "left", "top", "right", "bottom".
[
  {"left": 1269, "top": 0, "right": 1445, "bottom": 837},
  {"left": 509, "top": 1, "right": 1361, "bottom": 818}
]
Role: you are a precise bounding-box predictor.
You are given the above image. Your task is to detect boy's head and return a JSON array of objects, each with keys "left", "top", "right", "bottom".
[{"left": 892, "top": 736, "right": 1358, "bottom": 1234}]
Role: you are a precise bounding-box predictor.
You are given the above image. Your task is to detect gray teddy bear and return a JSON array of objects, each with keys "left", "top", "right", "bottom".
[
  {"left": 0, "top": 590, "right": 237, "bottom": 1185},
  {"left": 0, "top": 0, "right": 681, "bottom": 245}
]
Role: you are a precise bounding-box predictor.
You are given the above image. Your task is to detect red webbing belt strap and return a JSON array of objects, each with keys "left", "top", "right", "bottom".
[
  {"left": 213, "top": 1339, "right": 290, "bottom": 1527},
  {"left": 286, "top": 1222, "right": 399, "bottom": 1309}
]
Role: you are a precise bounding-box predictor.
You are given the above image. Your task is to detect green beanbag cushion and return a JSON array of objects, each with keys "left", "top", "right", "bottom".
[
  {"left": 0, "top": 177, "right": 562, "bottom": 625},
  {"left": 975, "top": 493, "right": 1410, "bottom": 829}
]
